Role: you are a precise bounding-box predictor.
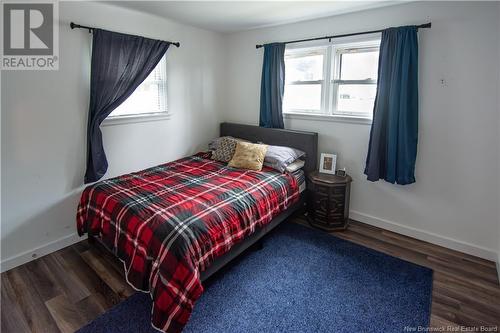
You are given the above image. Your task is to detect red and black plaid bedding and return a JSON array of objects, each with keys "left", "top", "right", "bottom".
[{"left": 76, "top": 152, "right": 299, "bottom": 332}]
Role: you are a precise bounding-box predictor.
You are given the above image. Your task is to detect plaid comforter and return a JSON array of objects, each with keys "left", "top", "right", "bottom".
[{"left": 76, "top": 152, "right": 299, "bottom": 332}]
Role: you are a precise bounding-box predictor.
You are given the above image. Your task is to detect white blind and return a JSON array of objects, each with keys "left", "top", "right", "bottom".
[{"left": 108, "top": 55, "right": 167, "bottom": 118}]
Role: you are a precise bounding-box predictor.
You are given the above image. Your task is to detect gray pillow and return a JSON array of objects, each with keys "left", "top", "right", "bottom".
[{"left": 264, "top": 145, "right": 306, "bottom": 173}]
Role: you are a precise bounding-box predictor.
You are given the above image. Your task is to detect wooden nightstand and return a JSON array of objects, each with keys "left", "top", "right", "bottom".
[{"left": 306, "top": 171, "right": 352, "bottom": 231}]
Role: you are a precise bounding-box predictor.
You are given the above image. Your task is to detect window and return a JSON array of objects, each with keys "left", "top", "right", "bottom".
[
  {"left": 283, "top": 48, "right": 326, "bottom": 113},
  {"left": 283, "top": 37, "right": 380, "bottom": 121},
  {"left": 107, "top": 55, "right": 168, "bottom": 119}
]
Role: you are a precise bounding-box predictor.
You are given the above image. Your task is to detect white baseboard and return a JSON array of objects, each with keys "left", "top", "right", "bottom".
[
  {"left": 350, "top": 210, "right": 498, "bottom": 262},
  {"left": 0, "top": 233, "right": 83, "bottom": 273}
]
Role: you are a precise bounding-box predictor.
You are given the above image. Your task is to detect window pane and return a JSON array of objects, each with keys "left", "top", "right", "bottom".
[
  {"left": 336, "top": 84, "right": 376, "bottom": 116},
  {"left": 109, "top": 56, "right": 166, "bottom": 117},
  {"left": 283, "top": 84, "right": 322, "bottom": 112},
  {"left": 340, "top": 50, "right": 379, "bottom": 80},
  {"left": 285, "top": 54, "right": 323, "bottom": 82},
  {"left": 110, "top": 82, "right": 160, "bottom": 117}
]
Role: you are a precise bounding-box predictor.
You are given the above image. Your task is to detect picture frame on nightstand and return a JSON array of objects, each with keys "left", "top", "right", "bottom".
[{"left": 319, "top": 153, "right": 336, "bottom": 174}]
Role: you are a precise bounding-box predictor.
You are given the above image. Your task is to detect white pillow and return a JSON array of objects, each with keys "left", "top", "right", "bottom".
[{"left": 285, "top": 159, "right": 305, "bottom": 173}]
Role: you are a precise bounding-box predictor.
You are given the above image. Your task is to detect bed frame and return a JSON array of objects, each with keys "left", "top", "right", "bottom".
[
  {"left": 200, "top": 123, "right": 318, "bottom": 280},
  {"left": 89, "top": 122, "right": 318, "bottom": 283}
]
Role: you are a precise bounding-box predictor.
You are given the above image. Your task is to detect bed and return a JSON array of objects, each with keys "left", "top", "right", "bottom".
[{"left": 76, "top": 122, "right": 318, "bottom": 332}]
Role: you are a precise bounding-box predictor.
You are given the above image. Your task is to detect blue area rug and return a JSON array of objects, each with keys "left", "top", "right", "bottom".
[{"left": 77, "top": 222, "right": 433, "bottom": 333}]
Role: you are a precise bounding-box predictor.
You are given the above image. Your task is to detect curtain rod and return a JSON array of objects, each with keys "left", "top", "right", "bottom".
[
  {"left": 255, "top": 22, "right": 431, "bottom": 49},
  {"left": 70, "top": 22, "right": 181, "bottom": 48}
]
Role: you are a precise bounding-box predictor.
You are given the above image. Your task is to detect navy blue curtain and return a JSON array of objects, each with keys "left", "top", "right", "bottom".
[
  {"left": 84, "top": 29, "right": 170, "bottom": 183},
  {"left": 259, "top": 43, "right": 285, "bottom": 129},
  {"left": 364, "top": 26, "right": 419, "bottom": 185}
]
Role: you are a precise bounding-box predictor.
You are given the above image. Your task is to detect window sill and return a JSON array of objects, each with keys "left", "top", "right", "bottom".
[
  {"left": 102, "top": 112, "right": 171, "bottom": 126},
  {"left": 283, "top": 112, "right": 372, "bottom": 125}
]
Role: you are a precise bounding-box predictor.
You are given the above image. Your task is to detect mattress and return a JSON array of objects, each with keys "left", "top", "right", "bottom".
[
  {"left": 291, "top": 169, "right": 306, "bottom": 193},
  {"left": 76, "top": 152, "right": 300, "bottom": 332}
]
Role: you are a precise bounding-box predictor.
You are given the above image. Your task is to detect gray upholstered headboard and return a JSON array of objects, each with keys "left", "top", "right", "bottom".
[{"left": 220, "top": 122, "right": 318, "bottom": 172}]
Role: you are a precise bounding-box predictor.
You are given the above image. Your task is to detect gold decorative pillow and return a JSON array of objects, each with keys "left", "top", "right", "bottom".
[{"left": 228, "top": 142, "right": 268, "bottom": 171}]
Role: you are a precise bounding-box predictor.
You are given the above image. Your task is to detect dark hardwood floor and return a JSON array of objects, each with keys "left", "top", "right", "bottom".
[{"left": 2, "top": 217, "right": 499, "bottom": 333}]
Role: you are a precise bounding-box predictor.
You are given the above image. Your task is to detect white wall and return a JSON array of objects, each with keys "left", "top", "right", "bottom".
[
  {"left": 497, "top": 3, "right": 500, "bottom": 274},
  {"left": 222, "top": 1, "right": 500, "bottom": 260},
  {"left": 0, "top": 1, "right": 225, "bottom": 271}
]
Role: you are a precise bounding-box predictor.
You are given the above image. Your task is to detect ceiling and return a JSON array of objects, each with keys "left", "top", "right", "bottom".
[{"left": 103, "top": 1, "right": 407, "bottom": 33}]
